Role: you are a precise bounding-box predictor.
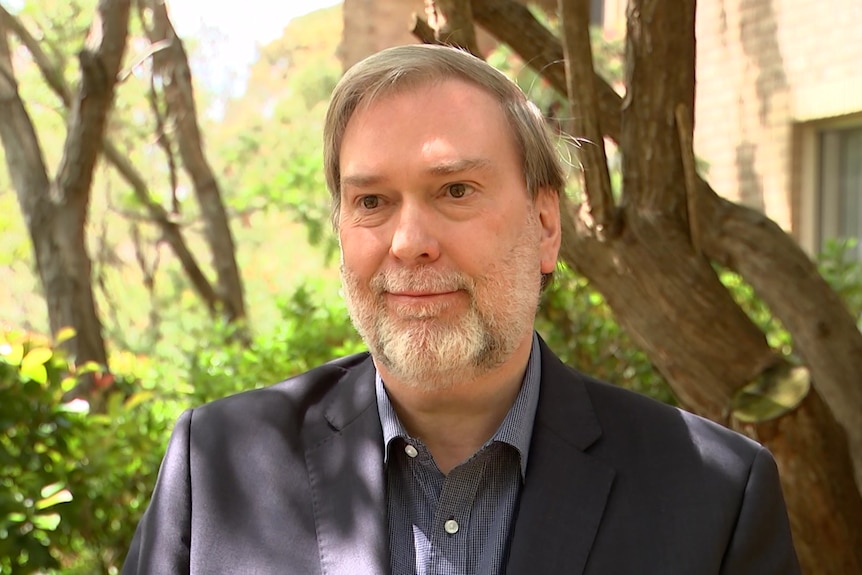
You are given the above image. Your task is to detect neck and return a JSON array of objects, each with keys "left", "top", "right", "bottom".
[{"left": 377, "top": 332, "right": 533, "bottom": 474}]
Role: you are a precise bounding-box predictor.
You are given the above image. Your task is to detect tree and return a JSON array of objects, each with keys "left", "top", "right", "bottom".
[
  {"left": 408, "top": 0, "right": 862, "bottom": 571},
  {"left": 0, "top": 0, "right": 249, "bottom": 390}
]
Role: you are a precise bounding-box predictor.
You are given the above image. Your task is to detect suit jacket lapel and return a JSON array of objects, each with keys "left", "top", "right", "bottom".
[
  {"left": 506, "top": 341, "right": 616, "bottom": 575},
  {"left": 304, "top": 357, "right": 389, "bottom": 575}
]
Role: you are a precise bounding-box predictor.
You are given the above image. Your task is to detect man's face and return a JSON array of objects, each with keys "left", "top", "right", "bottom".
[{"left": 337, "top": 79, "right": 560, "bottom": 389}]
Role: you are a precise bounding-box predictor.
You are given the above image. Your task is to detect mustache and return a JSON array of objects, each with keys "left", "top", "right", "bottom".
[{"left": 369, "top": 268, "right": 475, "bottom": 294}]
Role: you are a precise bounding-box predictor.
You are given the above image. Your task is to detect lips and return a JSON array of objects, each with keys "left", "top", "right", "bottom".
[
  {"left": 387, "top": 290, "right": 459, "bottom": 297},
  {"left": 370, "top": 269, "right": 475, "bottom": 300}
]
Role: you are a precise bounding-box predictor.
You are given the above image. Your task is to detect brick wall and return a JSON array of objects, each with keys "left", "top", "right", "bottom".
[{"left": 694, "top": 0, "right": 862, "bottom": 242}]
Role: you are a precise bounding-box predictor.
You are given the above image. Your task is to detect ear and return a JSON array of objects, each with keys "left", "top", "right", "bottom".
[{"left": 534, "top": 187, "right": 561, "bottom": 274}]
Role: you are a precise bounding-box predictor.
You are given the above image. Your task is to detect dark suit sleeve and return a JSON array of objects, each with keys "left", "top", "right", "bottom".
[
  {"left": 719, "top": 447, "right": 801, "bottom": 574},
  {"left": 122, "top": 409, "right": 194, "bottom": 575}
]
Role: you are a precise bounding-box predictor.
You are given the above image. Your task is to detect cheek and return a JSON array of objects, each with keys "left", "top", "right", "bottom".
[{"left": 340, "top": 228, "right": 388, "bottom": 278}]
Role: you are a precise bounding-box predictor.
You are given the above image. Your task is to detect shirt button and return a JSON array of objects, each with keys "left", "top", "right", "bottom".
[
  {"left": 444, "top": 519, "right": 459, "bottom": 534},
  {"left": 404, "top": 444, "right": 418, "bottom": 458}
]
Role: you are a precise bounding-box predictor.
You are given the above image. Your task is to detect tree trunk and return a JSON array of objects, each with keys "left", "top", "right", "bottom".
[
  {"left": 734, "top": 384, "right": 862, "bottom": 573},
  {"left": 138, "top": 0, "right": 247, "bottom": 324},
  {"left": 0, "top": 0, "right": 131, "bottom": 395}
]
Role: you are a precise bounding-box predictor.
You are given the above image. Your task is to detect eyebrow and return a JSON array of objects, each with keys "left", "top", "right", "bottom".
[
  {"left": 341, "top": 158, "right": 492, "bottom": 189},
  {"left": 426, "top": 157, "right": 492, "bottom": 176}
]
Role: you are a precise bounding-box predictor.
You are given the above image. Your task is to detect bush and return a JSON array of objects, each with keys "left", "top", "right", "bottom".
[
  {"left": 182, "top": 283, "right": 364, "bottom": 406},
  {"left": 0, "top": 286, "right": 361, "bottom": 573},
  {"left": 0, "top": 330, "right": 179, "bottom": 574}
]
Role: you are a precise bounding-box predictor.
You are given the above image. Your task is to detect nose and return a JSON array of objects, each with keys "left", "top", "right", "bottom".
[{"left": 389, "top": 202, "right": 440, "bottom": 264}]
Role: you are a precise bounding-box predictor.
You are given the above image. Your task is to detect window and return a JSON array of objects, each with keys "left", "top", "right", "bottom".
[{"left": 818, "top": 126, "right": 862, "bottom": 259}]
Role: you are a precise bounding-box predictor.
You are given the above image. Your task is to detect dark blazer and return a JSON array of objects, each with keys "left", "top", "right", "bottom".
[{"left": 122, "top": 340, "right": 800, "bottom": 574}]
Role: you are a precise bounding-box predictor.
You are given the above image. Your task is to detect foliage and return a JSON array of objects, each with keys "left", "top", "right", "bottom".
[
  {"left": 720, "top": 240, "right": 862, "bottom": 356},
  {"left": 182, "top": 282, "right": 364, "bottom": 406},
  {"left": 0, "top": 329, "right": 180, "bottom": 574},
  {"left": 212, "top": 5, "right": 342, "bottom": 260},
  {"left": 4, "top": 0, "right": 862, "bottom": 570},
  {"left": 0, "top": 285, "right": 361, "bottom": 573},
  {"left": 2, "top": 243, "right": 861, "bottom": 571},
  {"left": 818, "top": 239, "right": 862, "bottom": 326}
]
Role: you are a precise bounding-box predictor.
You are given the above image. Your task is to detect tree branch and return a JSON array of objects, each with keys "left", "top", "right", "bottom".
[
  {"left": 101, "top": 141, "right": 222, "bottom": 315},
  {"left": 470, "top": 0, "right": 622, "bottom": 142},
  {"left": 698, "top": 183, "right": 862, "bottom": 486},
  {"left": 0, "top": 5, "right": 71, "bottom": 106},
  {"left": 55, "top": 0, "right": 131, "bottom": 230},
  {"left": 675, "top": 103, "right": 702, "bottom": 254},
  {"left": 557, "top": 0, "right": 616, "bottom": 237},
  {"left": 619, "top": 0, "right": 696, "bottom": 213},
  {"left": 410, "top": 12, "right": 438, "bottom": 45},
  {"left": 425, "top": 0, "right": 480, "bottom": 56},
  {"left": 0, "top": 16, "right": 53, "bottom": 226},
  {"left": 146, "top": 68, "right": 180, "bottom": 214}
]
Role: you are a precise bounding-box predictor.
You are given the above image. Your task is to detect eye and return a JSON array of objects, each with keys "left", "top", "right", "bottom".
[
  {"left": 446, "top": 183, "right": 470, "bottom": 198},
  {"left": 360, "top": 195, "right": 380, "bottom": 210}
]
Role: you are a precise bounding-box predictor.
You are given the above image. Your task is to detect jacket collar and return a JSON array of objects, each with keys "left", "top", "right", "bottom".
[
  {"left": 304, "top": 355, "right": 389, "bottom": 575},
  {"left": 505, "top": 338, "right": 615, "bottom": 575}
]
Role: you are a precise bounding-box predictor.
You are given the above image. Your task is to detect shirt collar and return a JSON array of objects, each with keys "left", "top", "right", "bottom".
[{"left": 375, "top": 332, "right": 542, "bottom": 478}]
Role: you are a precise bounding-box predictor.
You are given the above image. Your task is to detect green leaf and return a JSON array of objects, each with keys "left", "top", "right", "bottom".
[
  {"left": 22, "top": 347, "right": 53, "bottom": 368},
  {"left": 20, "top": 362, "right": 48, "bottom": 384},
  {"left": 32, "top": 513, "right": 61, "bottom": 531},
  {"left": 61, "top": 375, "right": 78, "bottom": 392},
  {"left": 77, "top": 361, "right": 102, "bottom": 374},
  {"left": 54, "top": 327, "right": 76, "bottom": 345},
  {"left": 36, "top": 488, "right": 73, "bottom": 510},
  {"left": 39, "top": 482, "right": 66, "bottom": 499},
  {"left": 124, "top": 390, "right": 154, "bottom": 411},
  {"left": 1, "top": 343, "right": 25, "bottom": 366}
]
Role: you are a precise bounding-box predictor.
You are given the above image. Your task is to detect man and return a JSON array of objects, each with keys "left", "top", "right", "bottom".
[{"left": 123, "top": 45, "right": 800, "bottom": 574}]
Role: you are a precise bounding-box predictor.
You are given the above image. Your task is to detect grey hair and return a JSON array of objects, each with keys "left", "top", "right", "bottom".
[{"left": 323, "top": 44, "right": 566, "bottom": 228}]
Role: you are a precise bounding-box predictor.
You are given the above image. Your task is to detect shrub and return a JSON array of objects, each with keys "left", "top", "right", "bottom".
[{"left": 0, "top": 330, "right": 180, "bottom": 574}]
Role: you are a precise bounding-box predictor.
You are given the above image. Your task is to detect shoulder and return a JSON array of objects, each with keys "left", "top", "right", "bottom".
[
  {"left": 583, "top": 372, "right": 756, "bottom": 455},
  {"left": 540, "top": 344, "right": 763, "bottom": 483},
  {"left": 188, "top": 351, "right": 373, "bottom": 433}
]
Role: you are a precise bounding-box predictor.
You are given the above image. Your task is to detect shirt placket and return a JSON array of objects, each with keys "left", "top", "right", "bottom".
[{"left": 426, "top": 451, "right": 489, "bottom": 575}]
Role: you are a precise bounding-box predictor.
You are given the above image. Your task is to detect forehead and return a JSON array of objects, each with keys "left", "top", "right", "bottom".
[{"left": 340, "top": 79, "right": 518, "bottom": 168}]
